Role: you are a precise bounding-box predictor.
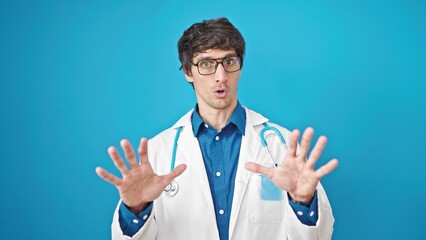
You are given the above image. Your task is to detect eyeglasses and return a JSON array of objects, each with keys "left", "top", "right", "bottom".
[{"left": 191, "top": 56, "right": 241, "bottom": 75}]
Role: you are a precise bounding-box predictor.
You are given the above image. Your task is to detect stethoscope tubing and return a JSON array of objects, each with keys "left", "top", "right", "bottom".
[{"left": 170, "top": 126, "right": 183, "bottom": 171}]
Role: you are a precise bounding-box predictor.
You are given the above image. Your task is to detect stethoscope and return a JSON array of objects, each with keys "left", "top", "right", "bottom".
[
  {"left": 164, "top": 123, "right": 287, "bottom": 197},
  {"left": 259, "top": 123, "right": 288, "bottom": 167},
  {"left": 164, "top": 126, "right": 183, "bottom": 197}
]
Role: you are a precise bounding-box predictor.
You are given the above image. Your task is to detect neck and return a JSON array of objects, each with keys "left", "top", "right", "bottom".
[{"left": 197, "top": 101, "right": 237, "bottom": 131}]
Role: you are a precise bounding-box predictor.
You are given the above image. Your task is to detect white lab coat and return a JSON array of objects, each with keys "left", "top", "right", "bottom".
[{"left": 111, "top": 107, "right": 335, "bottom": 240}]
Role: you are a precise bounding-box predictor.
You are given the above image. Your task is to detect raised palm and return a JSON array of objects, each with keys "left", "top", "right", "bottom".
[
  {"left": 245, "top": 127, "right": 338, "bottom": 202},
  {"left": 96, "top": 138, "right": 186, "bottom": 212}
]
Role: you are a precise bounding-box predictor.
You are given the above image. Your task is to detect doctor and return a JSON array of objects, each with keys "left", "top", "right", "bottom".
[{"left": 96, "top": 17, "right": 339, "bottom": 240}]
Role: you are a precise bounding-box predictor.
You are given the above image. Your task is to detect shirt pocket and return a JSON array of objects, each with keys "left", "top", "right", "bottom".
[{"left": 248, "top": 175, "right": 284, "bottom": 224}]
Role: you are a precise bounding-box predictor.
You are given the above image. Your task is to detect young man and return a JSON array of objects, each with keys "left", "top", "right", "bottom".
[{"left": 96, "top": 17, "right": 339, "bottom": 240}]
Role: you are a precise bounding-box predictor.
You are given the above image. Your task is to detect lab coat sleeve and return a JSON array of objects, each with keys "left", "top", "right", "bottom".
[
  {"left": 284, "top": 183, "right": 335, "bottom": 240},
  {"left": 111, "top": 200, "right": 158, "bottom": 240}
]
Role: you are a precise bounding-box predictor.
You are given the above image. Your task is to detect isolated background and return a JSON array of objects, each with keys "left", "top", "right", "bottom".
[{"left": 1, "top": 0, "right": 425, "bottom": 239}]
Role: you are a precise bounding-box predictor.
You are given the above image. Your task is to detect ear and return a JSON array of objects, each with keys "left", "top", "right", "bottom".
[{"left": 184, "top": 71, "right": 194, "bottom": 83}]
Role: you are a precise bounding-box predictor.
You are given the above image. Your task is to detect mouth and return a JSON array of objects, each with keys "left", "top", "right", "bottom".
[{"left": 214, "top": 88, "right": 228, "bottom": 99}]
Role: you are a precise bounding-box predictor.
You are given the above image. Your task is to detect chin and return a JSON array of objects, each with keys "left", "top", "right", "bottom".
[{"left": 209, "top": 99, "right": 235, "bottom": 110}]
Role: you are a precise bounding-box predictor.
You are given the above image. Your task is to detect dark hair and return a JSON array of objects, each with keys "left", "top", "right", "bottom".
[{"left": 178, "top": 17, "right": 246, "bottom": 76}]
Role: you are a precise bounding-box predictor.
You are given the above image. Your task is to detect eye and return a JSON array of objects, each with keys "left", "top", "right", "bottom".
[
  {"left": 199, "top": 60, "right": 215, "bottom": 68},
  {"left": 224, "top": 57, "right": 236, "bottom": 66}
]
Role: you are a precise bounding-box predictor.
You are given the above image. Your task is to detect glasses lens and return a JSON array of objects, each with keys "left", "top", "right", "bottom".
[
  {"left": 198, "top": 60, "right": 217, "bottom": 75},
  {"left": 223, "top": 57, "right": 240, "bottom": 72}
]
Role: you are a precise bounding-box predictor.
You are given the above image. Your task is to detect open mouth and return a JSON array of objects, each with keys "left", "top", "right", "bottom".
[{"left": 214, "top": 89, "right": 228, "bottom": 98}]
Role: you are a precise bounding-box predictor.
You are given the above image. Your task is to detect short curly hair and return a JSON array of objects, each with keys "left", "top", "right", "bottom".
[{"left": 178, "top": 17, "right": 246, "bottom": 76}]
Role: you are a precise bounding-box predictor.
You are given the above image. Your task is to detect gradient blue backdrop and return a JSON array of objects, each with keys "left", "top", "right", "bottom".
[{"left": 1, "top": 0, "right": 425, "bottom": 239}]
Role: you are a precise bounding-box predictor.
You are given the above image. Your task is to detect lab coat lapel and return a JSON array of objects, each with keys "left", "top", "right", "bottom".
[
  {"left": 176, "top": 121, "right": 215, "bottom": 212},
  {"left": 229, "top": 108, "right": 266, "bottom": 238}
]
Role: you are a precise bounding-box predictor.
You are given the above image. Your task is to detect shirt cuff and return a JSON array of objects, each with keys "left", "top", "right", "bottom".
[
  {"left": 288, "top": 191, "right": 318, "bottom": 226},
  {"left": 118, "top": 202, "right": 153, "bottom": 237}
]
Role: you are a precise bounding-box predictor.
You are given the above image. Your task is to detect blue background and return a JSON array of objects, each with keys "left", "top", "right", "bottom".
[{"left": 1, "top": 0, "right": 425, "bottom": 239}]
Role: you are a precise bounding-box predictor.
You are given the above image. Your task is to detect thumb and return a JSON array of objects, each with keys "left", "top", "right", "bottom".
[
  {"left": 163, "top": 164, "right": 187, "bottom": 184},
  {"left": 245, "top": 162, "right": 273, "bottom": 178}
]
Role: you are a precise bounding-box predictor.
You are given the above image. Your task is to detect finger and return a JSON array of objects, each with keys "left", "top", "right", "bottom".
[
  {"left": 315, "top": 159, "right": 339, "bottom": 179},
  {"left": 245, "top": 162, "right": 274, "bottom": 178},
  {"left": 287, "top": 129, "right": 300, "bottom": 157},
  {"left": 108, "top": 146, "right": 129, "bottom": 175},
  {"left": 121, "top": 139, "right": 139, "bottom": 168},
  {"left": 162, "top": 163, "right": 187, "bottom": 184},
  {"left": 95, "top": 166, "right": 122, "bottom": 186},
  {"left": 306, "top": 136, "right": 327, "bottom": 168},
  {"left": 298, "top": 127, "right": 314, "bottom": 160},
  {"left": 138, "top": 138, "right": 149, "bottom": 164}
]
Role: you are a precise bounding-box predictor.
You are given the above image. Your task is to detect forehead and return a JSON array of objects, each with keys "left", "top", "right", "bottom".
[{"left": 192, "top": 49, "right": 237, "bottom": 62}]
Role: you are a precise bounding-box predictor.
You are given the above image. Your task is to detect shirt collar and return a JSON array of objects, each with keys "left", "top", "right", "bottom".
[
  {"left": 192, "top": 107, "right": 204, "bottom": 136},
  {"left": 191, "top": 101, "right": 246, "bottom": 136}
]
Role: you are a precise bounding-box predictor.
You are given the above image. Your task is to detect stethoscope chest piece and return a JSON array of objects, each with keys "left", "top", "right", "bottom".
[{"left": 164, "top": 180, "right": 179, "bottom": 197}]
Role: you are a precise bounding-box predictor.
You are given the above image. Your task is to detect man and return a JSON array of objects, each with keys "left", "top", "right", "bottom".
[{"left": 96, "top": 17, "right": 339, "bottom": 240}]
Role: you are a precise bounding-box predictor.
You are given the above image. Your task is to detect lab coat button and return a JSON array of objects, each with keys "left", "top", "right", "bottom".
[
  {"left": 219, "top": 209, "right": 225, "bottom": 215},
  {"left": 215, "top": 136, "right": 220, "bottom": 141},
  {"left": 133, "top": 219, "right": 139, "bottom": 224},
  {"left": 297, "top": 211, "right": 303, "bottom": 216},
  {"left": 216, "top": 171, "right": 221, "bottom": 177},
  {"left": 310, "top": 211, "right": 315, "bottom": 217}
]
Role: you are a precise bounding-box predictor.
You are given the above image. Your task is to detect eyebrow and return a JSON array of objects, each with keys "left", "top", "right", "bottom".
[{"left": 194, "top": 53, "right": 238, "bottom": 63}]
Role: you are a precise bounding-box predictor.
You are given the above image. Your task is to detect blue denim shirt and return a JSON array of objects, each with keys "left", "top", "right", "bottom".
[{"left": 191, "top": 102, "right": 245, "bottom": 240}]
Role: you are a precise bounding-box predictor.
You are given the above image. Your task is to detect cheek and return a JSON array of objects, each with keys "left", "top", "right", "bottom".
[
  {"left": 194, "top": 81, "right": 207, "bottom": 92},
  {"left": 229, "top": 76, "right": 240, "bottom": 88}
]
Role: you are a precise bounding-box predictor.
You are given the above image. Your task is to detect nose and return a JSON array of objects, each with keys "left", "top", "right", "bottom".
[{"left": 214, "top": 63, "right": 227, "bottom": 83}]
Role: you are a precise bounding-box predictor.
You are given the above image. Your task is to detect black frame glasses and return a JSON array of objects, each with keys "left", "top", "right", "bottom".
[{"left": 191, "top": 56, "right": 241, "bottom": 75}]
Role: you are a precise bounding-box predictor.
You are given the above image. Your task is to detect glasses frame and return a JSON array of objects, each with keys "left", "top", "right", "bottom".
[{"left": 190, "top": 56, "right": 241, "bottom": 76}]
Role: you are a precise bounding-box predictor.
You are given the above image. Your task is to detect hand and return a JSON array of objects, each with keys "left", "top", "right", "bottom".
[
  {"left": 96, "top": 138, "right": 187, "bottom": 213},
  {"left": 245, "top": 127, "right": 338, "bottom": 202}
]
